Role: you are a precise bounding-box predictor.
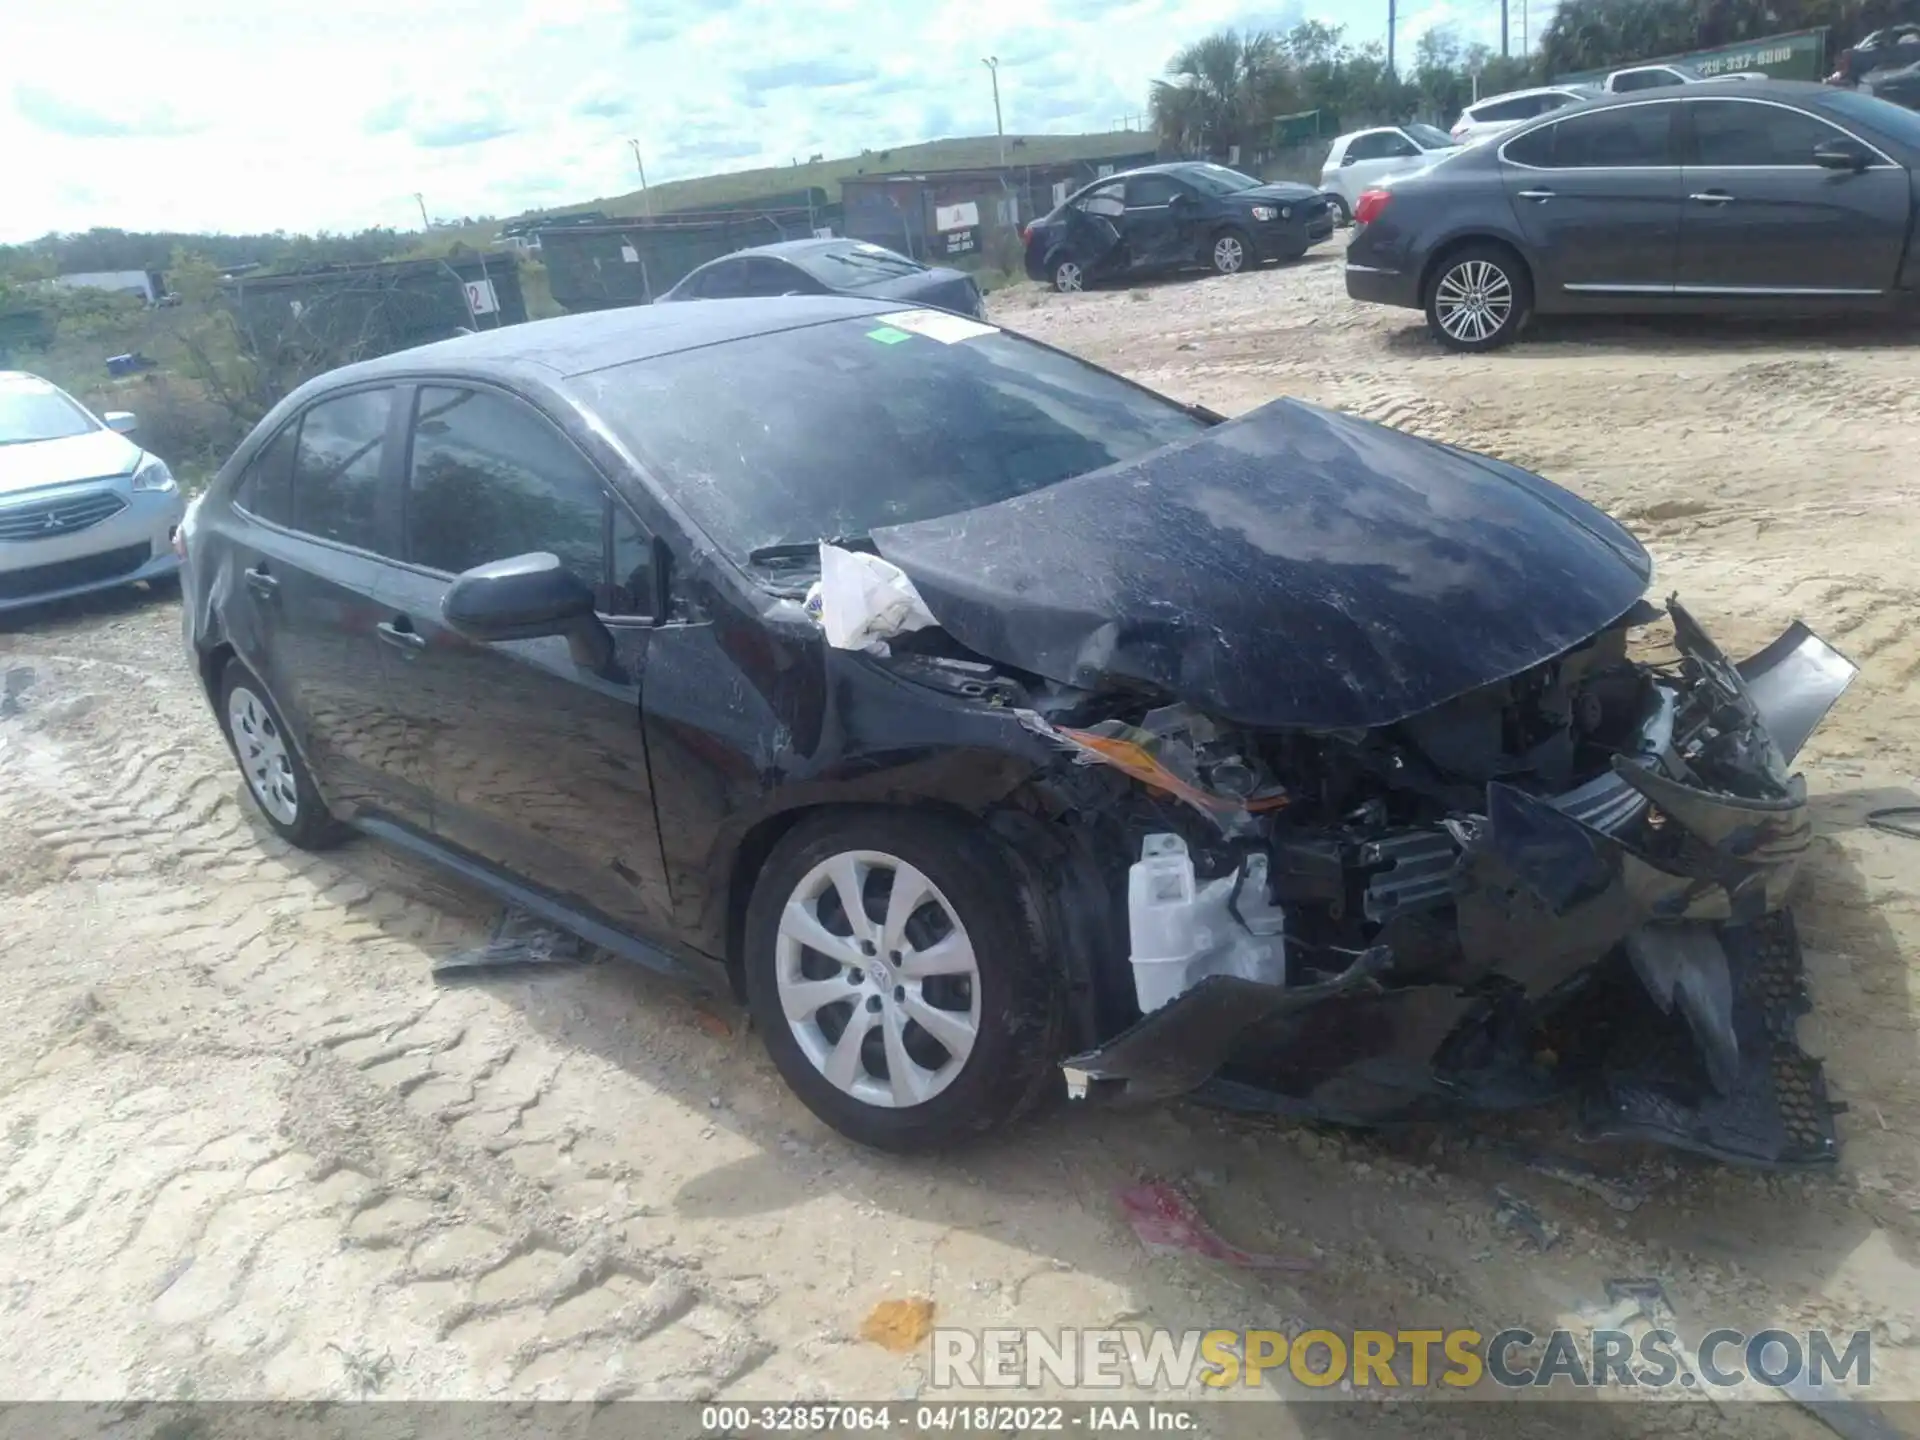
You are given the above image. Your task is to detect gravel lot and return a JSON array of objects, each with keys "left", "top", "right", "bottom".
[{"left": 3, "top": 246, "right": 1918, "bottom": 1437}]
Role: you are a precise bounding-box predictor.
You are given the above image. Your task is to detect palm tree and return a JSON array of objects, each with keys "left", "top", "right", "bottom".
[{"left": 1150, "top": 29, "right": 1279, "bottom": 157}]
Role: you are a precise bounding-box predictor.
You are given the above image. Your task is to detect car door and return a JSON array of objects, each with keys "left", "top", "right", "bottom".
[
  {"left": 1066, "top": 181, "right": 1127, "bottom": 273},
  {"left": 1121, "top": 173, "right": 1196, "bottom": 270},
  {"left": 1677, "top": 97, "right": 1911, "bottom": 294},
  {"left": 1500, "top": 99, "right": 1687, "bottom": 297},
  {"left": 373, "top": 382, "right": 674, "bottom": 937},
  {"left": 223, "top": 385, "right": 426, "bottom": 821}
]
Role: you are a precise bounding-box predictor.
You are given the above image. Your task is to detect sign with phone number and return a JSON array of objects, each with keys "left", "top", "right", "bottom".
[{"left": 1556, "top": 26, "right": 1827, "bottom": 84}]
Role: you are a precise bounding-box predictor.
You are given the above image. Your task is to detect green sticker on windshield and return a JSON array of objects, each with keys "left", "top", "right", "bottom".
[{"left": 865, "top": 325, "right": 912, "bottom": 345}]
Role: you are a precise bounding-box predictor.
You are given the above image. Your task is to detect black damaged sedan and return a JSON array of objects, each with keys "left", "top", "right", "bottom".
[{"left": 180, "top": 297, "right": 1854, "bottom": 1164}]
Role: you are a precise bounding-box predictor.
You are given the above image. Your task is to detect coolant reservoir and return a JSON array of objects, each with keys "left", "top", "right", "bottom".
[{"left": 1127, "top": 834, "right": 1286, "bottom": 1013}]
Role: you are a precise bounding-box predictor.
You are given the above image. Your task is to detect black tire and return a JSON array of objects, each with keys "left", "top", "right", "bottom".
[
  {"left": 1423, "top": 243, "right": 1533, "bottom": 352},
  {"left": 218, "top": 659, "right": 348, "bottom": 850},
  {"left": 1209, "top": 226, "right": 1254, "bottom": 275},
  {"left": 1325, "top": 193, "right": 1352, "bottom": 227},
  {"left": 742, "top": 808, "right": 1064, "bottom": 1152}
]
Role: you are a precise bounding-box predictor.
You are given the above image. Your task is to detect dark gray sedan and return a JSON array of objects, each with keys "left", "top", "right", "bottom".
[
  {"left": 1345, "top": 81, "right": 1920, "bottom": 350},
  {"left": 658, "top": 238, "right": 986, "bottom": 318}
]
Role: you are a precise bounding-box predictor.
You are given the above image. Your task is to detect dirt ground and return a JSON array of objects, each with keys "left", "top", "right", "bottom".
[{"left": 5, "top": 246, "right": 1920, "bottom": 1437}]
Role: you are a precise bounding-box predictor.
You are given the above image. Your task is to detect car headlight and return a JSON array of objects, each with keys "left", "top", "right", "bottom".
[
  {"left": 1281, "top": 205, "right": 1293, "bottom": 220},
  {"left": 130, "top": 454, "right": 176, "bottom": 493},
  {"left": 1250, "top": 205, "right": 1277, "bottom": 221}
]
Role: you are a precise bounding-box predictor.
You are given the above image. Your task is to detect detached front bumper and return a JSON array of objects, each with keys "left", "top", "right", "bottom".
[{"left": 1066, "top": 604, "right": 1858, "bottom": 1168}]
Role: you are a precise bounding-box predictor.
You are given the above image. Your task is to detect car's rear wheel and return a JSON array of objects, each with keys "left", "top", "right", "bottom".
[
  {"left": 219, "top": 660, "right": 347, "bottom": 850},
  {"left": 1051, "top": 258, "right": 1084, "bottom": 293},
  {"left": 1210, "top": 227, "right": 1253, "bottom": 275},
  {"left": 742, "top": 809, "right": 1062, "bottom": 1151},
  {"left": 1424, "top": 244, "right": 1532, "bottom": 352},
  {"left": 1324, "top": 193, "right": 1353, "bottom": 227}
]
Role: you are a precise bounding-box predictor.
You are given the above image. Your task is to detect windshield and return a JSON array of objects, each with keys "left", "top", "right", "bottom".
[
  {"left": 793, "top": 243, "right": 926, "bottom": 287},
  {"left": 1404, "top": 123, "right": 1457, "bottom": 149},
  {"left": 1817, "top": 88, "right": 1920, "bottom": 147},
  {"left": 1178, "top": 163, "right": 1263, "bottom": 195},
  {"left": 0, "top": 381, "right": 96, "bottom": 446},
  {"left": 574, "top": 316, "right": 1206, "bottom": 574}
]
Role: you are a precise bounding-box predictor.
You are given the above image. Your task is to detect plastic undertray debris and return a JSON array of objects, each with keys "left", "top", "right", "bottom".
[
  {"left": 431, "top": 905, "right": 595, "bottom": 980},
  {"left": 1582, "top": 912, "right": 1838, "bottom": 1167}
]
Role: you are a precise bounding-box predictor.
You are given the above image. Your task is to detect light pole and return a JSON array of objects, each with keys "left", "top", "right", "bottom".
[
  {"left": 413, "top": 192, "right": 430, "bottom": 230},
  {"left": 982, "top": 57, "right": 1004, "bottom": 168},
  {"left": 627, "top": 138, "right": 651, "bottom": 218}
]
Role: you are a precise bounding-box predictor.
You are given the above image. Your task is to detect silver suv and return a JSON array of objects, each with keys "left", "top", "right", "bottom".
[{"left": 0, "top": 371, "right": 185, "bottom": 612}]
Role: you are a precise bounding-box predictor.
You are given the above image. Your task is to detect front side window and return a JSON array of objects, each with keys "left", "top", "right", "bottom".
[
  {"left": 1550, "top": 103, "right": 1676, "bottom": 166},
  {"left": 405, "top": 387, "right": 607, "bottom": 588},
  {"left": 1690, "top": 100, "right": 1848, "bottom": 165},
  {"left": 291, "top": 388, "right": 393, "bottom": 551},
  {"left": 1125, "top": 174, "right": 1187, "bottom": 206},
  {"left": 573, "top": 317, "right": 1207, "bottom": 575}
]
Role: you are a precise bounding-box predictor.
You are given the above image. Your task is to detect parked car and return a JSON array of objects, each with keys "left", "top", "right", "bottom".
[
  {"left": 1602, "top": 61, "right": 1765, "bottom": 91},
  {"left": 656, "top": 237, "right": 986, "bottom": 318},
  {"left": 1021, "top": 162, "right": 1333, "bottom": 292},
  {"left": 181, "top": 295, "right": 1852, "bottom": 1167},
  {"left": 0, "top": 370, "right": 183, "bottom": 612},
  {"left": 1450, "top": 85, "right": 1601, "bottom": 143},
  {"left": 1319, "top": 124, "right": 1459, "bottom": 224},
  {"left": 1346, "top": 81, "right": 1920, "bottom": 351}
]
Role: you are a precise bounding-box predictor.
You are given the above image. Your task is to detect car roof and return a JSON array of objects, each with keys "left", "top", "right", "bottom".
[
  {"left": 1550, "top": 77, "right": 1846, "bottom": 109},
  {"left": 315, "top": 296, "right": 904, "bottom": 385},
  {"left": 691, "top": 237, "right": 907, "bottom": 264},
  {"left": 1333, "top": 125, "right": 1407, "bottom": 142},
  {"left": 1469, "top": 84, "right": 1596, "bottom": 110}
]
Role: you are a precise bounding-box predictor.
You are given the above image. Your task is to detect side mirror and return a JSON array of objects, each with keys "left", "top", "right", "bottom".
[
  {"left": 442, "top": 552, "right": 612, "bottom": 669},
  {"left": 1340, "top": 153, "right": 1358, "bottom": 167},
  {"left": 1813, "top": 136, "right": 1873, "bottom": 171},
  {"left": 104, "top": 411, "right": 138, "bottom": 435}
]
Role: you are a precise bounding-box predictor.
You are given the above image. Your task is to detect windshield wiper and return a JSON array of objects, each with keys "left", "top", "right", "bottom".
[{"left": 746, "top": 534, "right": 875, "bottom": 568}]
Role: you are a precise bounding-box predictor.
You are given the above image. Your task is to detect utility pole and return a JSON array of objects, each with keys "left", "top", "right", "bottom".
[
  {"left": 1386, "top": 0, "right": 1396, "bottom": 75},
  {"left": 982, "top": 57, "right": 1004, "bottom": 167},
  {"left": 627, "top": 139, "right": 651, "bottom": 218},
  {"left": 413, "top": 192, "right": 430, "bottom": 231},
  {"left": 1502, "top": 0, "right": 1511, "bottom": 56}
]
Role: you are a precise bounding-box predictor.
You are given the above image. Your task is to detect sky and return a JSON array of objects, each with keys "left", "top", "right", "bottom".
[{"left": 1, "top": 0, "right": 1505, "bottom": 242}]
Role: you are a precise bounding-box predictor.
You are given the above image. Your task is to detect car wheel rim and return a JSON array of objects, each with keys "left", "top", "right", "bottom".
[
  {"left": 1056, "top": 263, "right": 1082, "bottom": 292},
  {"left": 226, "top": 685, "right": 299, "bottom": 825},
  {"left": 775, "top": 849, "right": 982, "bottom": 1109},
  {"left": 1434, "top": 260, "right": 1514, "bottom": 343},
  {"left": 1214, "top": 236, "right": 1245, "bottom": 272}
]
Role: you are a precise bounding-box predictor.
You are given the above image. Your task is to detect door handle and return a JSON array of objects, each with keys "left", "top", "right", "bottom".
[
  {"left": 243, "top": 566, "right": 278, "bottom": 599},
  {"left": 1689, "top": 191, "right": 1735, "bottom": 204},
  {"left": 1517, "top": 188, "right": 1555, "bottom": 202},
  {"left": 376, "top": 620, "right": 426, "bottom": 652}
]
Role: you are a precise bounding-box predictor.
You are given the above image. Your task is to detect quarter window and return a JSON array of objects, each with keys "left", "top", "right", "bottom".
[
  {"left": 1690, "top": 100, "right": 1848, "bottom": 165},
  {"left": 290, "top": 388, "right": 394, "bottom": 552},
  {"left": 405, "top": 387, "right": 608, "bottom": 587},
  {"left": 1548, "top": 103, "right": 1676, "bottom": 166}
]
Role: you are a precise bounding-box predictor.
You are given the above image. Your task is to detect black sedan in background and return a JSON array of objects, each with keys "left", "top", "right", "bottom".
[
  {"left": 657, "top": 237, "right": 986, "bottom": 317},
  {"left": 1345, "top": 81, "right": 1920, "bottom": 349},
  {"left": 1022, "top": 161, "right": 1334, "bottom": 292},
  {"left": 178, "top": 297, "right": 1850, "bottom": 1168}
]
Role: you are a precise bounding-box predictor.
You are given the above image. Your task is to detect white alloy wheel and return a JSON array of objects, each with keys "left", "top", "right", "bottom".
[
  {"left": 774, "top": 849, "right": 982, "bottom": 1109},
  {"left": 1213, "top": 234, "right": 1247, "bottom": 273},
  {"left": 1054, "top": 261, "right": 1084, "bottom": 292},
  {"left": 1433, "top": 258, "right": 1515, "bottom": 345},
  {"left": 227, "top": 683, "right": 299, "bottom": 825}
]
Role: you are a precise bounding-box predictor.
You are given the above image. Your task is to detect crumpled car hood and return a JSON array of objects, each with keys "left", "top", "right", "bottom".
[{"left": 871, "top": 398, "right": 1652, "bottom": 730}]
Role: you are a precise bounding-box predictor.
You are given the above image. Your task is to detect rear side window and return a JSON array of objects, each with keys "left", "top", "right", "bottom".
[
  {"left": 406, "top": 386, "right": 609, "bottom": 586},
  {"left": 1548, "top": 103, "right": 1676, "bottom": 166},
  {"left": 1502, "top": 122, "right": 1558, "bottom": 167},
  {"left": 291, "top": 389, "right": 393, "bottom": 551},
  {"left": 234, "top": 421, "right": 298, "bottom": 526},
  {"left": 1613, "top": 68, "right": 1683, "bottom": 91},
  {"left": 1690, "top": 100, "right": 1846, "bottom": 164},
  {"left": 1476, "top": 94, "right": 1546, "bottom": 121}
]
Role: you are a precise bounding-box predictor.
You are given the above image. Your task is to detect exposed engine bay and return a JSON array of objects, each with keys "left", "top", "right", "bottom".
[{"left": 877, "top": 592, "right": 1857, "bottom": 1169}]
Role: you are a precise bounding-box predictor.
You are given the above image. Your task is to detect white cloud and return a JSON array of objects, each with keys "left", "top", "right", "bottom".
[{"left": 0, "top": 0, "right": 1496, "bottom": 240}]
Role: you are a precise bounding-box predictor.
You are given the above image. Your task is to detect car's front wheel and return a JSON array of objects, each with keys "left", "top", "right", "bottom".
[
  {"left": 219, "top": 660, "right": 347, "bottom": 850},
  {"left": 1424, "top": 244, "right": 1532, "bottom": 352},
  {"left": 1324, "top": 193, "right": 1352, "bottom": 227},
  {"left": 1210, "top": 227, "right": 1253, "bottom": 275},
  {"left": 743, "top": 809, "right": 1062, "bottom": 1151}
]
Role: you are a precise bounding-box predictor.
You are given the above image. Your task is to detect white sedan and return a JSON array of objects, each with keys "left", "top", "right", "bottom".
[
  {"left": 0, "top": 371, "right": 185, "bottom": 612},
  {"left": 1319, "top": 123, "right": 1460, "bottom": 224}
]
